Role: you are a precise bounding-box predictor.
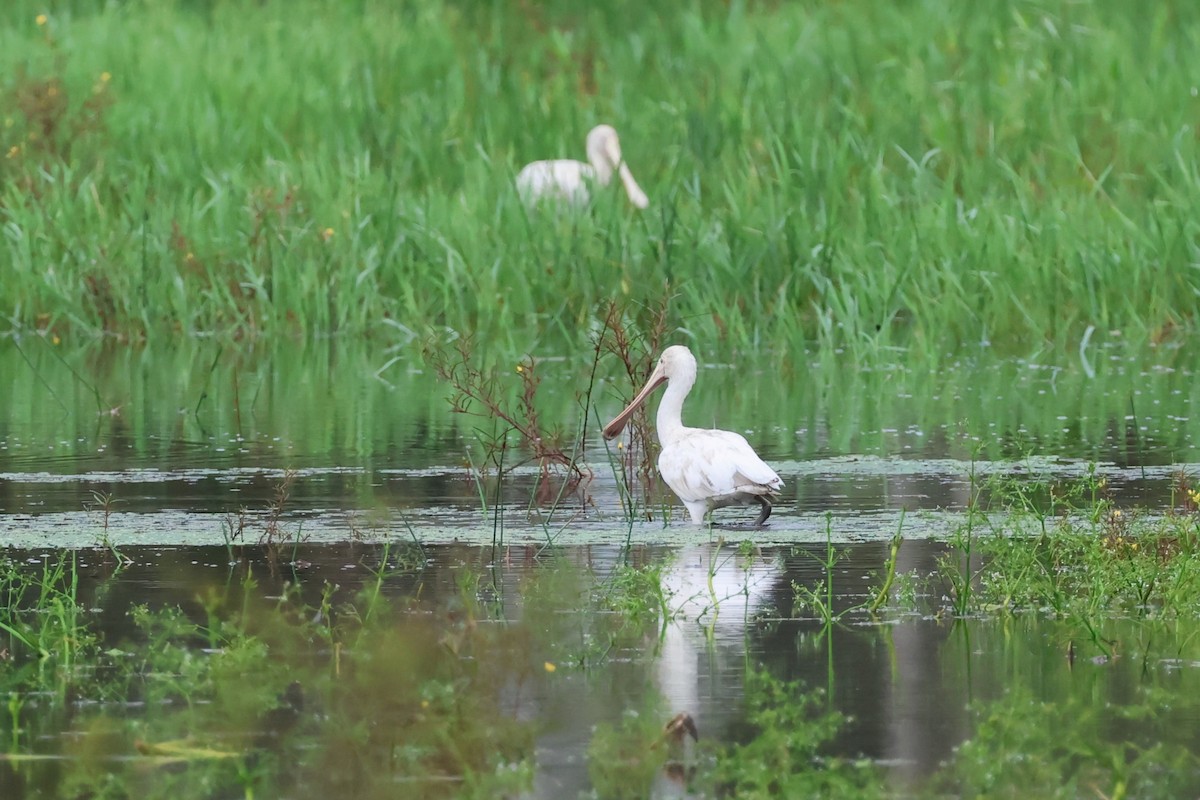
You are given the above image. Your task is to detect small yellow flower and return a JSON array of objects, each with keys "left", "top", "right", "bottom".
[
  {"left": 36, "top": 14, "right": 47, "bottom": 26},
  {"left": 51, "top": 335, "right": 60, "bottom": 345},
  {"left": 617, "top": 441, "right": 624, "bottom": 451},
  {"left": 1188, "top": 489, "right": 1200, "bottom": 506},
  {"left": 515, "top": 364, "right": 524, "bottom": 374},
  {"left": 100, "top": 72, "right": 111, "bottom": 83},
  {"left": 420, "top": 699, "right": 430, "bottom": 709},
  {"left": 320, "top": 227, "right": 334, "bottom": 241},
  {"left": 543, "top": 661, "right": 557, "bottom": 673},
  {"left": 185, "top": 252, "right": 195, "bottom": 263}
]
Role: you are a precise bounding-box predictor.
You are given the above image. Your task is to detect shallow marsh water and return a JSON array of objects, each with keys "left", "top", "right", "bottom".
[{"left": 2, "top": 340, "right": 1200, "bottom": 797}]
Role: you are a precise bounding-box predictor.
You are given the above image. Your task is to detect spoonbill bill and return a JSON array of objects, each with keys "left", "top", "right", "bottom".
[
  {"left": 516, "top": 124, "right": 649, "bottom": 209},
  {"left": 602, "top": 346, "right": 783, "bottom": 526}
]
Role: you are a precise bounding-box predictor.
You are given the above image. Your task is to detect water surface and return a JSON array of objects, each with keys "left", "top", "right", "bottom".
[{"left": 2, "top": 339, "right": 1199, "bottom": 796}]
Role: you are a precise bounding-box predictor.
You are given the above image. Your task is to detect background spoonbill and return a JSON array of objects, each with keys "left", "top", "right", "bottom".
[
  {"left": 515, "top": 124, "right": 649, "bottom": 209},
  {"left": 602, "top": 346, "right": 783, "bottom": 526}
]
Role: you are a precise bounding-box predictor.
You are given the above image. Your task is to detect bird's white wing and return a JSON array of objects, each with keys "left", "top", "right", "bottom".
[
  {"left": 658, "top": 429, "right": 783, "bottom": 504},
  {"left": 515, "top": 159, "right": 594, "bottom": 205}
]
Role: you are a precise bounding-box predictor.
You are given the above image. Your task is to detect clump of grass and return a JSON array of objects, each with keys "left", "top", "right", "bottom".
[
  {"left": 792, "top": 513, "right": 905, "bottom": 622},
  {"left": 597, "top": 562, "right": 672, "bottom": 633},
  {"left": 933, "top": 685, "right": 1200, "bottom": 799},
  {"left": 220, "top": 469, "right": 307, "bottom": 570},
  {"left": 0, "top": 553, "right": 92, "bottom": 679},
  {"left": 586, "top": 700, "right": 682, "bottom": 800},
  {"left": 910, "top": 468, "right": 1200, "bottom": 653},
  {"left": 704, "top": 669, "right": 882, "bottom": 799},
  {"left": 426, "top": 335, "right": 594, "bottom": 495},
  {"left": 519, "top": 558, "right": 671, "bottom": 671},
  {"left": 2, "top": 61, "right": 114, "bottom": 174},
  {"left": 597, "top": 296, "right": 672, "bottom": 520},
  {"left": 425, "top": 295, "right": 682, "bottom": 520},
  {"left": 260, "top": 468, "right": 300, "bottom": 547},
  {"left": 84, "top": 489, "right": 130, "bottom": 566}
]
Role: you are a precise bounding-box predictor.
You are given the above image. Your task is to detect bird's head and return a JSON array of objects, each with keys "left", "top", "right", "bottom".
[{"left": 601, "top": 345, "right": 695, "bottom": 440}]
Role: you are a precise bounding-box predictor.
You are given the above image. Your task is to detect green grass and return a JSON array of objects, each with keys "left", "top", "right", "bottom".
[
  {"left": 1, "top": 0, "right": 1199, "bottom": 355},
  {"left": 895, "top": 467, "right": 1200, "bottom": 646},
  {"left": 706, "top": 670, "right": 883, "bottom": 799},
  {"left": 935, "top": 684, "right": 1200, "bottom": 799}
]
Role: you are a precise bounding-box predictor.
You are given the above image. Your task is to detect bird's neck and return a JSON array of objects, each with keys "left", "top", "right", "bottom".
[
  {"left": 655, "top": 375, "right": 693, "bottom": 443},
  {"left": 587, "top": 150, "right": 614, "bottom": 186}
]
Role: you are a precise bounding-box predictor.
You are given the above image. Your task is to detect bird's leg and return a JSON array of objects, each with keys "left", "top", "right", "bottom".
[{"left": 752, "top": 496, "right": 772, "bottom": 528}]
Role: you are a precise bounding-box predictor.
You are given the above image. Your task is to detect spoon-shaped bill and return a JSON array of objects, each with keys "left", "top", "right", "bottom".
[
  {"left": 602, "top": 368, "right": 666, "bottom": 439},
  {"left": 617, "top": 162, "right": 649, "bottom": 209}
]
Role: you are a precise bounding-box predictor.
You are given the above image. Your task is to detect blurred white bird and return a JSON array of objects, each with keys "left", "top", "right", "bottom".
[
  {"left": 516, "top": 124, "right": 649, "bottom": 209},
  {"left": 602, "top": 346, "right": 783, "bottom": 526}
]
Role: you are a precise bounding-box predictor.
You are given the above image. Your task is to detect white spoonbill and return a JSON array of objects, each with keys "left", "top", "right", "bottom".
[
  {"left": 515, "top": 124, "right": 649, "bottom": 209},
  {"left": 602, "top": 346, "right": 783, "bottom": 527}
]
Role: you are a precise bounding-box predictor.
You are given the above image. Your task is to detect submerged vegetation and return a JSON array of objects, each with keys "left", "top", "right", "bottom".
[
  {"left": 4, "top": 526, "right": 1200, "bottom": 797},
  {"left": 0, "top": 546, "right": 827, "bottom": 797},
  {"left": 1, "top": 0, "right": 1198, "bottom": 356},
  {"left": 935, "top": 685, "right": 1200, "bottom": 799},
  {"left": 0, "top": 550, "right": 540, "bottom": 798}
]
